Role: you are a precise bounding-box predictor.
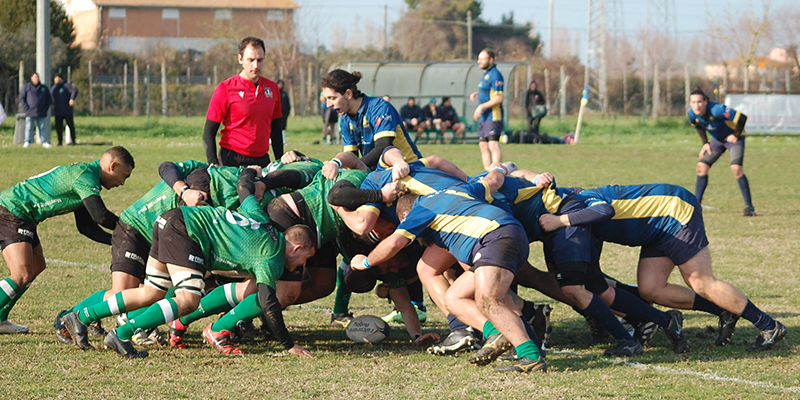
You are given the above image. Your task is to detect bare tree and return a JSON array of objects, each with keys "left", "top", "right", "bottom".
[
  {"left": 771, "top": 4, "right": 800, "bottom": 71},
  {"left": 706, "top": 0, "right": 772, "bottom": 91}
]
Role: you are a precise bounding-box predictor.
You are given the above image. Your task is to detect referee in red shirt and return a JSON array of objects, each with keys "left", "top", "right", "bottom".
[{"left": 204, "top": 37, "right": 283, "bottom": 167}]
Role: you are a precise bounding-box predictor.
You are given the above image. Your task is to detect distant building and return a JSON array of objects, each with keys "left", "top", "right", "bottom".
[
  {"left": 704, "top": 48, "right": 796, "bottom": 80},
  {"left": 65, "top": 0, "right": 298, "bottom": 53}
]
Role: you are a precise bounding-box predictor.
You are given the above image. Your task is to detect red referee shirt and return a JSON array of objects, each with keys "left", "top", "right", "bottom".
[{"left": 206, "top": 74, "right": 282, "bottom": 158}]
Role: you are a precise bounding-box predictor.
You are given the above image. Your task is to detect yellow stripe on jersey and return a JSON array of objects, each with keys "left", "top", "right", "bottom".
[
  {"left": 541, "top": 186, "right": 564, "bottom": 214},
  {"left": 344, "top": 145, "right": 359, "bottom": 153},
  {"left": 490, "top": 89, "right": 503, "bottom": 121},
  {"left": 374, "top": 130, "right": 397, "bottom": 140},
  {"left": 356, "top": 204, "right": 380, "bottom": 216},
  {"left": 399, "top": 176, "right": 437, "bottom": 196},
  {"left": 515, "top": 186, "right": 544, "bottom": 204},
  {"left": 480, "top": 180, "right": 493, "bottom": 203},
  {"left": 429, "top": 214, "right": 500, "bottom": 238},
  {"left": 442, "top": 189, "right": 475, "bottom": 200},
  {"left": 389, "top": 124, "right": 420, "bottom": 162},
  {"left": 419, "top": 158, "right": 430, "bottom": 167},
  {"left": 610, "top": 195, "right": 694, "bottom": 225},
  {"left": 724, "top": 119, "right": 746, "bottom": 137},
  {"left": 396, "top": 229, "right": 417, "bottom": 242}
]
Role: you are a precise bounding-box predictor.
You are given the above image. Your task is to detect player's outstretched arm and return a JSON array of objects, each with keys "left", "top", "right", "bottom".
[
  {"left": 74, "top": 205, "right": 113, "bottom": 244},
  {"left": 257, "top": 283, "right": 314, "bottom": 358},
  {"left": 424, "top": 155, "right": 468, "bottom": 182},
  {"left": 351, "top": 233, "right": 410, "bottom": 271}
]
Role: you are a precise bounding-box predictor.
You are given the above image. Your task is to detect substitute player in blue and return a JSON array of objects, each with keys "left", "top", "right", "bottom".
[
  {"left": 540, "top": 183, "right": 786, "bottom": 351},
  {"left": 320, "top": 69, "right": 421, "bottom": 179},
  {"left": 470, "top": 49, "right": 504, "bottom": 169},
  {"left": 351, "top": 168, "right": 547, "bottom": 373},
  {"left": 688, "top": 87, "right": 754, "bottom": 216}
]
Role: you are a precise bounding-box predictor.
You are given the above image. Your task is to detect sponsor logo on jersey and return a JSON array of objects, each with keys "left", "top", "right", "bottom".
[
  {"left": 33, "top": 198, "right": 62, "bottom": 209},
  {"left": 17, "top": 228, "right": 34, "bottom": 237},
  {"left": 362, "top": 117, "right": 370, "bottom": 127},
  {"left": 156, "top": 215, "right": 167, "bottom": 229},
  {"left": 266, "top": 224, "right": 278, "bottom": 241},
  {"left": 238, "top": 91, "right": 245, "bottom": 98},
  {"left": 266, "top": 88, "right": 273, "bottom": 98},
  {"left": 139, "top": 195, "right": 169, "bottom": 214},
  {"left": 375, "top": 113, "right": 392, "bottom": 126},
  {"left": 188, "top": 254, "right": 204, "bottom": 265}
]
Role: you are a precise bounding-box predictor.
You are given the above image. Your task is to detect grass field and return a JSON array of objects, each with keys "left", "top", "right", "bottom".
[{"left": 0, "top": 115, "right": 798, "bottom": 399}]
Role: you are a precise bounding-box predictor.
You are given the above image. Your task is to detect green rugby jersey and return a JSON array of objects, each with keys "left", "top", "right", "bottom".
[
  {"left": 298, "top": 169, "right": 367, "bottom": 247},
  {"left": 181, "top": 195, "right": 285, "bottom": 288},
  {"left": 120, "top": 160, "right": 206, "bottom": 243},
  {"left": 0, "top": 161, "right": 103, "bottom": 224}
]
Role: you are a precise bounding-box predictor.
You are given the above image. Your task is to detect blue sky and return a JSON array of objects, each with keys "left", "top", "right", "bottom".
[{"left": 294, "top": 0, "right": 796, "bottom": 60}]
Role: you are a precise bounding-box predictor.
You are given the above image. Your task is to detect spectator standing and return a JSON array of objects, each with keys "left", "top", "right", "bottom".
[
  {"left": 470, "top": 49, "right": 504, "bottom": 168},
  {"left": 524, "top": 81, "right": 546, "bottom": 143},
  {"left": 320, "top": 91, "right": 338, "bottom": 145},
  {"left": 204, "top": 37, "right": 282, "bottom": 167},
  {"left": 400, "top": 97, "right": 425, "bottom": 143},
  {"left": 19, "top": 73, "right": 52, "bottom": 148},
  {"left": 51, "top": 73, "right": 79, "bottom": 146},
  {"left": 437, "top": 97, "right": 466, "bottom": 144},
  {"left": 0, "top": 101, "right": 6, "bottom": 126},
  {"left": 273, "top": 79, "right": 291, "bottom": 159}
]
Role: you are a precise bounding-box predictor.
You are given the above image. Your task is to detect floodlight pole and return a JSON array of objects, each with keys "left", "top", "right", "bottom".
[
  {"left": 383, "top": 4, "right": 388, "bottom": 61},
  {"left": 549, "top": 0, "right": 553, "bottom": 58}
]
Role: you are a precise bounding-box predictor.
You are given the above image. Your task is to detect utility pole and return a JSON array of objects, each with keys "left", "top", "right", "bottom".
[
  {"left": 383, "top": 4, "right": 388, "bottom": 61},
  {"left": 548, "top": 0, "right": 554, "bottom": 58},
  {"left": 36, "top": 0, "right": 51, "bottom": 140},
  {"left": 467, "top": 10, "right": 473, "bottom": 60},
  {"left": 585, "top": 0, "right": 608, "bottom": 113}
]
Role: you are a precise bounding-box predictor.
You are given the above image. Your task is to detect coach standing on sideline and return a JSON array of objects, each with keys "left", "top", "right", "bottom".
[
  {"left": 204, "top": 37, "right": 282, "bottom": 167},
  {"left": 19, "top": 73, "right": 52, "bottom": 148},
  {"left": 687, "top": 87, "right": 755, "bottom": 216},
  {"left": 51, "top": 73, "right": 79, "bottom": 146},
  {"left": 470, "top": 49, "right": 504, "bottom": 169}
]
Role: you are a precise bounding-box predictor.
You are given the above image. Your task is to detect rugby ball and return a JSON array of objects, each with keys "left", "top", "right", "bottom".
[{"left": 346, "top": 315, "right": 391, "bottom": 344}]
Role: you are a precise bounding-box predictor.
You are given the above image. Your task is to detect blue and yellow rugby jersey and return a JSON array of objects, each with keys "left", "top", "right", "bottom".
[
  {"left": 687, "top": 101, "right": 745, "bottom": 142},
  {"left": 571, "top": 184, "right": 698, "bottom": 246},
  {"left": 340, "top": 96, "right": 422, "bottom": 165},
  {"left": 394, "top": 181, "right": 521, "bottom": 265},
  {"left": 470, "top": 172, "right": 567, "bottom": 242},
  {"left": 477, "top": 64, "right": 504, "bottom": 122},
  {"left": 358, "top": 158, "right": 467, "bottom": 225}
]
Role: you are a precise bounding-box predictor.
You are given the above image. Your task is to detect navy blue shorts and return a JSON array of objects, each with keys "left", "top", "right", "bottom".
[
  {"left": 469, "top": 224, "right": 529, "bottom": 274},
  {"left": 478, "top": 120, "right": 503, "bottom": 142},
  {"left": 701, "top": 136, "right": 745, "bottom": 166},
  {"left": 543, "top": 200, "right": 595, "bottom": 266},
  {"left": 640, "top": 204, "right": 709, "bottom": 265}
]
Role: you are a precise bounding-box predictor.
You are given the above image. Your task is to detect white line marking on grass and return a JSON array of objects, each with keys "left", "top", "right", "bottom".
[
  {"left": 619, "top": 360, "right": 800, "bottom": 393},
  {"left": 47, "top": 258, "right": 108, "bottom": 271}
]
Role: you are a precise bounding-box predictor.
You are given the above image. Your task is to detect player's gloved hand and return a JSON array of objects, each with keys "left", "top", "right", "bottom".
[
  {"left": 288, "top": 344, "right": 315, "bottom": 358},
  {"left": 539, "top": 213, "right": 569, "bottom": 232},
  {"left": 182, "top": 189, "right": 208, "bottom": 206},
  {"left": 392, "top": 161, "right": 410, "bottom": 181},
  {"left": 414, "top": 332, "right": 440, "bottom": 346},
  {"left": 699, "top": 143, "right": 712, "bottom": 158},
  {"left": 245, "top": 165, "right": 263, "bottom": 177},
  {"left": 322, "top": 161, "right": 340, "bottom": 180},
  {"left": 281, "top": 151, "right": 302, "bottom": 164}
]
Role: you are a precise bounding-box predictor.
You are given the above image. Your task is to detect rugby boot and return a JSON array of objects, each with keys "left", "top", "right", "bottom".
[
  {"left": 604, "top": 339, "right": 644, "bottom": 357},
  {"left": 62, "top": 311, "right": 94, "bottom": 350},
  {"left": 742, "top": 206, "right": 756, "bottom": 217},
  {"left": 88, "top": 320, "right": 108, "bottom": 337},
  {"left": 427, "top": 328, "right": 474, "bottom": 355},
  {"left": 664, "top": 310, "right": 688, "bottom": 354},
  {"left": 494, "top": 356, "right": 548, "bottom": 373},
  {"left": 383, "top": 304, "right": 427, "bottom": 325},
  {"left": 168, "top": 319, "right": 188, "bottom": 349},
  {"left": 0, "top": 320, "right": 29, "bottom": 334},
  {"left": 746, "top": 321, "right": 787, "bottom": 352},
  {"left": 715, "top": 311, "right": 739, "bottom": 346},
  {"left": 202, "top": 323, "right": 243, "bottom": 355},
  {"left": 330, "top": 312, "right": 354, "bottom": 328},
  {"left": 131, "top": 327, "right": 167, "bottom": 347},
  {"left": 104, "top": 330, "right": 148, "bottom": 358},
  {"left": 53, "top": 310, "right": 73, "bottom": 344},
  {"left": 469, "top": 333, "right": 513, "bottom": 366}
]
